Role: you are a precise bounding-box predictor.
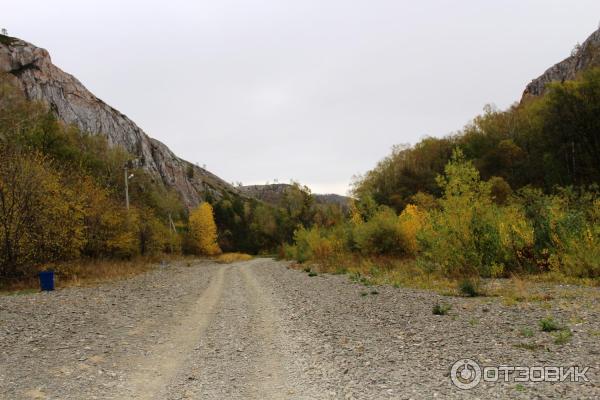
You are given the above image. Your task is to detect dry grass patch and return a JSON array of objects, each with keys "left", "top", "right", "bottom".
[
  {"left": 291, "top": 254, "right": 600, "bottom": 305},
  {"left": 52, "top": 258, "right": 156, "bottom": 287},
  {"left": 303, "top": 254, "right": 457, "bottom": 294},
  {"left": 487, "top": 273, "right": 599, "bottom": 306},
  {"left": 216, "top": 253, "right": 253, "bottom": 264},
  {"left": 0, "top": 257, "right": 167, "bottom": 294}
]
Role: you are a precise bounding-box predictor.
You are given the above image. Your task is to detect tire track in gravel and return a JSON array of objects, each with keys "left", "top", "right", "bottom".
[
  {"left": 125, "top": 264, "right": 228, "bottom": 399},
  {"left": 162, "top": 259, "right": 294, "bottom": 400},
  {"left": 239, "top": 261, "right": 287, "bottom": 399}
]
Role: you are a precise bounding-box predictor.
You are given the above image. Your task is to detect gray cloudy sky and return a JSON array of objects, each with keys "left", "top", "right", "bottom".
[{"left": 4, "top": 1, "right": 600, "bottom": 194}]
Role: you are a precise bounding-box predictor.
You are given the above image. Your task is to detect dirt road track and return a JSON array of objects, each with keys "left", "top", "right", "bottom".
[{"left": 1, "top": 258, "right": 599, "bottom": 399}]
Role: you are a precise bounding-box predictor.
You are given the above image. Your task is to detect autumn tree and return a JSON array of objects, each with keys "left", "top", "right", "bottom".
[
  {"left": 0, "top": 148, "right": 85, "bottom": 277},
  {"left": 189, "top": 202, "right": 221, "bottom": 255}
]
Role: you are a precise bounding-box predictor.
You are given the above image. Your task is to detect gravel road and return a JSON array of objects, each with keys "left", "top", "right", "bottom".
[{"left": 1, "top": 258, "right": 598, "bottom": 399}]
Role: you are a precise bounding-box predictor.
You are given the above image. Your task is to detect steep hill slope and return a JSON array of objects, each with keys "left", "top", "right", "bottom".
[
  {"left": 522, "top": 27, "right": 600, "bottom": 100},
  {"left": 0, "top": 34, "right": 237, "bottom": 208}
]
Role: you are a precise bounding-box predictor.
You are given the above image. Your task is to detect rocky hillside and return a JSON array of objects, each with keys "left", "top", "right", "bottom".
[
  {"left": 522, "top": 27, "right": 600, "bottom": 100},
  {"left": 0, "top": 35, "right": 237, "bottom": 208},
  {"left": 240, "top": 184, "right": 350, "bottom": 209}
]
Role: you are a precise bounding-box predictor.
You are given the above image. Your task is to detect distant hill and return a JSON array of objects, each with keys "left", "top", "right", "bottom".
[{"left": 239, "top": 184, "right": 351, "bottom": 209}]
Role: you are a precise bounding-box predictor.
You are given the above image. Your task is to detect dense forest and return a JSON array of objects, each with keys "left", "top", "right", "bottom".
[
  {"left": 286, "top": 68, "right": 600, "bottom": 282},
  {"left": 352, "top": 68, "right": 600, "bottom": 212}
]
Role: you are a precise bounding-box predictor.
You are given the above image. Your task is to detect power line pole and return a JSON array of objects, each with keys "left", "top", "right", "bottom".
[
  {"left": 124, "top": 166, "right": 130, "bottom": 210},
  {"left": 168, "top": 213, "right": 176, "bottom": 233},
  {"left": 123, "top": 159, "right": 138, "bottom": 211}
]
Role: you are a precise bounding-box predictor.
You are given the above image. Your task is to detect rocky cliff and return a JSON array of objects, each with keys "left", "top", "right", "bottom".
[
  {"left": 0, "top": 35, "right": 237, "bottom": 208},
  {"left": 522, "top": 27, "right": 600, "bottom": 100}
]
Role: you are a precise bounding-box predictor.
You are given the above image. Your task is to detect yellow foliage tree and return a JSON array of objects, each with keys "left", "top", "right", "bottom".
[
  {"left": 349, "top": 200, "right": 363, "bottom": 225},
  {"left": 0, "top": 149, "right": 85, "bottom": 277},
  {"left": 397, "top": 204, "right": 425, "bottom": 256},
  {"left": 189, "top": 202, "right": 221, "bottom": 256}
]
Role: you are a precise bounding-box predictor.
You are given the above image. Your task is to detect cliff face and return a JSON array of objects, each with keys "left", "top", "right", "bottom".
[
  {"left": 522, "top": 28, "right": 600, "bottom": 100},
  {"left": 0, "top": 35, "right": 236, "bottom": 208}
]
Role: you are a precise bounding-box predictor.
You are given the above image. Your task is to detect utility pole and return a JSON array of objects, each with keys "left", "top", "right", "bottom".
[
  {"left": 124, "top": 167, "right": 130, "bottom": 210},
  {"left": 123, "top": 159, "right": 138, "bottom": 211},
  {"left": 124, "top": 166, "right": 135, "bottom": 211},
  {"left": 167, "top": 213, "right": 176, "bottom": 253},
  {"left": 168, "top": 213, "right": 176, "bottom": 234}
]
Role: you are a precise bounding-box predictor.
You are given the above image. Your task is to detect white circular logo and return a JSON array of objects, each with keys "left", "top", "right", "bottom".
[{"left": 450, "top": 358, "right": 482, "bottom": 389}]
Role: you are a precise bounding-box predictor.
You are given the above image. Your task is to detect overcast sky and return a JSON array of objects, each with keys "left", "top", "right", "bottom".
[{"left": 4, "top": 1, "right": 600, "bottom": 194}]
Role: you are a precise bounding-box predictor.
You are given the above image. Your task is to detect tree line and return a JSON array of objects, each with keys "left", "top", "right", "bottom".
[
  {"left": 352, "top": 68, "right": 600, "bottom": 213},
  {"left": 286, "top": 68, "right": 600, "bottom": 281}
]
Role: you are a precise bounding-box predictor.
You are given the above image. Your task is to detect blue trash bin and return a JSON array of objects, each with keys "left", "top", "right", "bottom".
[{"left": 39, "top": 270, "right": 55, "bottom": 291}]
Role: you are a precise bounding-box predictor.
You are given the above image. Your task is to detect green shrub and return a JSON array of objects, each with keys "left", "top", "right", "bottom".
[
  {"left": 553, "top": 329, "right": 573, "bottom": 345},
  {"left": 433, "top": 303, "right": 452, "bottom": 315},
  {"left": 290, "top": 224, "right": 349, "bottom": 264},
  {"left": 539, "top": 317, "right": 561, "bottom": 332},
  {"left": 353, "top": 208, "right": 406, "bottom": 256},
  {"left": 520, "top": 327, "right": 534, "bottom": 338},
  {"left": 418, "top": 150, "right": 493, "bottom": 276},
  {"left": 458, "top": 278, "right": 481, "bottom": 297},
  {"left": 518, "top": 187, "right": 600, "bottom": 278},
  {"left": 418, "top": 149, "right": 535, "bottom": 278}
]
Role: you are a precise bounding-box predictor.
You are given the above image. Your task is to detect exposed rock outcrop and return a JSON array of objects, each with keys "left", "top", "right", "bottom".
[
  {"left": 522, "top": 28, "right": 600, "bottom": 101},
  {"left": 0, "top": 35, "right": 237, "bottom": 208}
]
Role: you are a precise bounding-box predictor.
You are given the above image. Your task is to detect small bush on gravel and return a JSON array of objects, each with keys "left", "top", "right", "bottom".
[
  {"left": 539, "top": 317, "right": 561, "bottom": 332},
  {"left": 553, "top": 329, "right": 573, "bottom": 345},
  {"left": 514, "top": 342, "right": 543, "bottom": 351},
  {"left": 458, "top": 278, "right": 481, "bottom": 297},
  {"left": 520, "top": 327, "right": 534, "bottom": 338},
  {"left": 432, "top": 303, "right": 452, "bottom": 315},
  {"left": 308, "top": 272, "right": 318, "bottom": 277}
]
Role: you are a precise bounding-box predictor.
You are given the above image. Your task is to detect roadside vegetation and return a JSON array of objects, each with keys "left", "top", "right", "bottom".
[
  {"left": 2, "top": 66, "right": 600, "bottom": 295},
  {"left": 0, "top": 75, "right": 222, "bottom": 288},
  {"left": 0, "top": 73, "right": 343, "bottom": 289},
  {"left": 283, "top": 68, "right": 600, "bottom": 292}
]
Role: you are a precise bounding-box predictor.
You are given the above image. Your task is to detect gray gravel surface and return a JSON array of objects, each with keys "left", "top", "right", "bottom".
[{"left": 0, "top": 258, "right": 598, "bottom": 399}]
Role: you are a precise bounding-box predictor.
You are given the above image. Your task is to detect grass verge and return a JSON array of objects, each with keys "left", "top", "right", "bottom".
[
  {"left": 0, "top": 257, "right": 162, "bottom": 294},
  {"left": 289, "top": 253, "right": 599, "bottom": 302}
]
